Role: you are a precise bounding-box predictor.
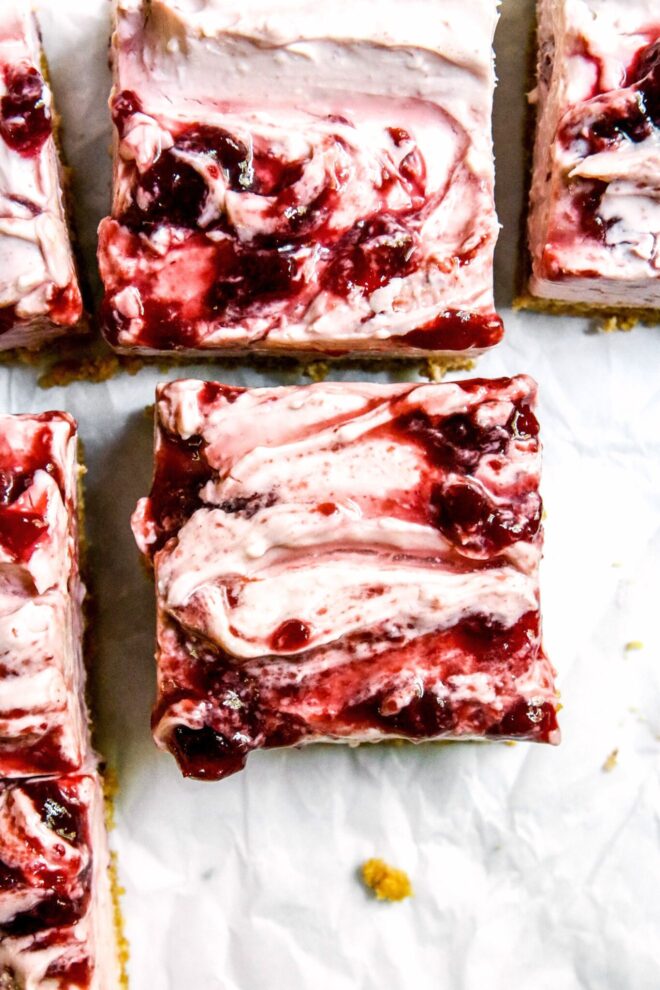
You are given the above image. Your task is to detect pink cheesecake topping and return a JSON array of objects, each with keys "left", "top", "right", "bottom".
[
  {"left": 0, "top": 413, "right": 88, "bottom": 778},
  {"left": 99, "top": 0, "right": 502, "bottom": 357},
  {"left": 0, "top": 1, "right": 83, "bottom": 349},
  {"left": 132, "top": 377, "right": 559, "bottom": 781},
  {"left": 528, "top": 0, "right": 660, "bottom": 308},
  {"left": 0, "top": 773, "right": 120, "bottom": 990}
]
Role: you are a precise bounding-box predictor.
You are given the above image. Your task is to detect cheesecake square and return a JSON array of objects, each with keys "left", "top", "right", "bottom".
[
  {"left": 526, "top": 0, "right": 660, "bottom": 313},
  {"left": 0, "top": 773, "right": 121, "bottom": 990},
  {"left": 0, "top": 413, "right": 89, "bottom": 777},
  {"left": 99, "top": 0, "right": 502, "bottom": 358},
  {"left": 0, "top": 1, "right": 84, "bottom": 350},
  {"left": 132, "top": 377, "right": 559, "bottom": 781}
]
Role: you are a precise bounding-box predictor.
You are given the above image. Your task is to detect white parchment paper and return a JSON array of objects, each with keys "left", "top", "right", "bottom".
[{"left": 1, "top": 2, "right": 659, "bottom": 987}]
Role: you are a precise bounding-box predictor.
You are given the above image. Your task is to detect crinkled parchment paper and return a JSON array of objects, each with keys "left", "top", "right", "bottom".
[{"left": 0, "top": 1, "right": 658, "bottom": 987}]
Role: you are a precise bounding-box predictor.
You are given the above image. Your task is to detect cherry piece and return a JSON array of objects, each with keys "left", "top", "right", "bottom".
[
  {"left": 430, "top": 482, "right": 542, "bottom": 553},
  {"left": 111, "top": 89, "right": 143, "bottom": 137},
  {"left": 0, "top": 65, "right": 51, "bottom": 156},
  {"left": 169, "top": 725, "right": 249, "bottom": 781},
  {"left": 0, "top": 504, "right": 47, "bottom": 561},
  {"left": 270, "top": 619, "right": 311, "bottom": 653},
  {"left": 177, "top": 125, "right": 252, "bottom": 192},
  {"left": 23, "top": 780, "right": 85, "bottom": 845},
  {"left": 147, "top": 430, "right": 214, "bottom": 551},
  {"left": 488, "top": 699, "right": 558, "bottom": 742},
  {"left": 322, "top": 215, "right": 417, "bottom": 296}
]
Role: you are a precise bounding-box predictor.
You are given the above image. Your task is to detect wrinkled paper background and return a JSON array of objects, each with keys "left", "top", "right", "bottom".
[{"left": 1, "top": 1, "right": 659, "bottom": 987}]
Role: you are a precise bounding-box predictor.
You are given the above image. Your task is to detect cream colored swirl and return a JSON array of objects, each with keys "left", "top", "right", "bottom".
[{"left": 141, "top": 378, "right": 542, "bottom": 664}]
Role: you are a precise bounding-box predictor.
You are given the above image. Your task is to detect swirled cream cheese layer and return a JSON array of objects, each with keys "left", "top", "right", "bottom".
[
  {"left": 99, "top": 0, "right": 502, "bottom": 356},
  {"left": 132, "top": 377, "right": 558, "bottom": 782}
]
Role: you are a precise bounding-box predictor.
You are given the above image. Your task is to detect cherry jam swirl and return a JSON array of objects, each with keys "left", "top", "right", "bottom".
[{"left": 104, "top": 97, "right": 501, "bottom": 352}]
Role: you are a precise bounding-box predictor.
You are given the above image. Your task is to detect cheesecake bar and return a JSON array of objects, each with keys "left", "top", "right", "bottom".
[
  {"left": 98, "top": 0, "right": 502, "bottom": 358},
  {"left": 526, "top": 0, "right": 660, "bottom": 313},
  {"left": 132, "top": 377, "right": 559, "bottom": 781},
  {"left": 0, "top": 1, "right": 84, "bottom": 350},
  {"left": 0, "top": 773, "right": 121, "bottom": 990},
  {"left": 0, "top": 413, "right": 88, "bottom": 777}
]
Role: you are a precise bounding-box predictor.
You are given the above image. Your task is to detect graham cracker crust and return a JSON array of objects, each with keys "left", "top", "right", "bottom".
[{"left": 514, "top": 293, "right": 660, "bottom": 329}]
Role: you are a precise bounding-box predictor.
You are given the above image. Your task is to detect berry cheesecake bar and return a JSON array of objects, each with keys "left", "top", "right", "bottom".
[
  {"left": 0, "top": 773, "right": 121, "bottom": 990},
  {"left": 0, "top": 413, "right": 88, "bottom": 777},
  {"left": 525, "top": 0, "right": 660, "bottom": 315},
  {"left": 132, "top": 377, "right": 559, "bottom": 781},
  {"left": 99, "top": 0, "right": 502, "bottom": 359},
  {"left": 0, "top": 1, "right": 84, "bottom": 350}
]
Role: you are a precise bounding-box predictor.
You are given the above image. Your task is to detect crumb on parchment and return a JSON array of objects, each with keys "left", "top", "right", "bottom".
[
  {"left": 602, "top": 749, "right": 619, "bottom": 773},
  {"left": 599, "top": 315, "right": 637, "bottom": 333},
  {"left": 625, "top": 641, "right": 644, "bottom": 653},
  {"left": 423, "top": 356, "right": 474, "bottom": 382},
  {"left": 304, "top": 361, "right": 329, "bottom": 382},
  {"left": 361, "top": 859, "right": 413, "bottom": 902}
]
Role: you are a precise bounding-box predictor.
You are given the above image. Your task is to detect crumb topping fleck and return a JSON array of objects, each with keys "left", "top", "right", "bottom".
[{"left": 361, "top": 858, "right": 413, "bottom": 902}]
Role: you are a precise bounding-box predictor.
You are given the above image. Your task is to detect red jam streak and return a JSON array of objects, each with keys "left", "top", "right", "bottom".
[
  {"left": 0, "top": 727, "right": 78, "bottom": 778},
  {"left": 159, "top": 610, "right": 556, "bottom": 782},
  {"left": 0, "top": 499, "right": 48, "bottom": 560},
  {"left": 0, "top": 65, "right": 52, "bottom": 157},
  {"left": 103, "top": 96, "right": 499, "bottom": 353},
  {"left": 146, "top": 380, "right": 553, "bottom": 781},
  {"left": 557, "top": 37, "right": 660, "bottom": 245},
  {"left": 0, "top": 779, "right": 91, "bottom": 939},
  {"left": 147, "top": 428, "right": 214, "bottom": 553},
  {"left": 45, "top": 957, "right": 92, "bottom": 987},
  {"left": 48, "top": 283, "right": 83, "bottom": 327},
  {"left": 0, "top": 416, "right": 70, "bottom": 564},
  {"left": 399, "top": 311, "right": 503, "bottom": 351},
  {"left": 391, "top": 392, "right": 541, "bottom": 551}
]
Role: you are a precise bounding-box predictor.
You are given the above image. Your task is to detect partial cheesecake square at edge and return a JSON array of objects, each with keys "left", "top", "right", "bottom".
[
  {"left": 524, "top": 0, "right": 660, "bottom": 316},
  {"left": 0, "top": 412, "right": 89, "bottom": 778},
  {"left": 132, "top": 376, "right": 559, "bottom": 781},
  {"left": 99, "top": 0, "right": 502, "bottom": 358},
  {"left": 0, "top": 772, "right": 122, "bottom": 990},
  {"left": 0, "top": 0, "right": 84, "bottom": 350}
]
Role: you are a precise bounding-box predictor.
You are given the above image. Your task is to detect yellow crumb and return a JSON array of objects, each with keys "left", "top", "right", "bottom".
[
  {"left": 600, "top": 314, "right": 639, "bottom": 333},
  {"left": 423, "top": 356, "right": 475, "bottom": 382},
  {"left": 103, "top": 767, "right": 120, "bottom": 832},
  {"left": 602, "top": 749, "right": 619, "bottom": 773},
  {"left": 304, "top": 361, "right": 329, "bottom": 382},
  {"left": 361, "top": 858, "right": 413, "bottom": 902},
  {"left": 110, "top": 851, "right": 130, "bottom": 987},
  {"left": 625, "top": 641, "right": 644, "bottom": 652}
]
